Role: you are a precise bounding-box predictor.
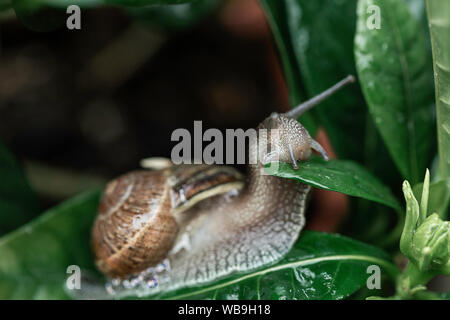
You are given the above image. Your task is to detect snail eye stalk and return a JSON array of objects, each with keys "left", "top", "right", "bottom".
[
  {"left": 284, "top": 75, "right": 355, "bottom": 119},
  {"left": 288, "top": 144, "right": 299, "bottom": 170}
]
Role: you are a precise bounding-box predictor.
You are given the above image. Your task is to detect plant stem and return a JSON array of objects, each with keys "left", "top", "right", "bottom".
[
  {"left": 426, "top": 0, "right": 450, "bottom": 217},
  {"left": 396, "top": 263, "right": 436, "bottom": 299}
]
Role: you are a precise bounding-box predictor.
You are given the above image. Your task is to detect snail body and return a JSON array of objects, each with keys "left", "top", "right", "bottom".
[{"left": 91, "top": 76, "right": 355, "bottom": 297}]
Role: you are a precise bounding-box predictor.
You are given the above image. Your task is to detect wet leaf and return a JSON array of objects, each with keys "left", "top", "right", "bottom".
[
  {"left": 0, "top": 141, "right": 39, "bottom": 235},
  {"left": 355, "top": 0, "right": 434, "bottom": 183},
  {"left": 267, "top": 157, "right": 402, "bottom": 212},
  {"left": 426, "top": 0, "right": 450, "bottom": 215},
  {"left": 154, "top": 231, "right": 397, "bottom": 300},
  {"left": 0, "top": 190, "right": 397, "bottom": 300},
  {"left": 0, "top": 191, "right": 100, "bottom": 299}
]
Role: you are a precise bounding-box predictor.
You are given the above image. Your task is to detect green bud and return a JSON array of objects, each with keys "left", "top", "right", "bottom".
[
  {"left": 401, "top": 171, "right": 450, "bottom": 274},
  {"left": 411, "top": 214, "right": 450, "bottom": 272},
  {"left": 400, "top": 180, "right": 420, "bottom": 257}
]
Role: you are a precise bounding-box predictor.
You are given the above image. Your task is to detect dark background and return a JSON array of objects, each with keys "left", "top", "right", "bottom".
[{"left": 0, "top": 2, "right": 290, "bottom": 207}]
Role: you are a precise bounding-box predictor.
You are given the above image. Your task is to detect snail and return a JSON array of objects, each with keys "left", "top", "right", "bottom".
[{"left": 91, "top": 75, "right": 355, "bottom": 297}]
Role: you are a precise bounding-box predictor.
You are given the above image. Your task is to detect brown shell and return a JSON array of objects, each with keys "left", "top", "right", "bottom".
[
  {"left": 169, "top": 165, "right": 244, "bottom": 213},
  {"left": 92, "top": 165, "right": 244, "bottom": 278}
]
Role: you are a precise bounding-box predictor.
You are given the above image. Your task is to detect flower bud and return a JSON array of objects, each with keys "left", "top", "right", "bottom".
[
  {"left": 411, "top": 214, "right": 450, "bottom": 272},
  {"left": 401, "top": 175, "right": 450, "bottom": 274}
]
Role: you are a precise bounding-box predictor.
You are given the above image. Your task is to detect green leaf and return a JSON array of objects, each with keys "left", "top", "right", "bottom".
[
  {"left": 267, "top": 158, "right": 402, "bottom": 212},
  {"left": 426, "top": 0, "right": 450, "bottom": 210},
  {"left": 0, "top": 141, "right": 39, "bottom": 235},
  {"left": 152, "top": 231, "right": 397, "bottom": 300},
  {"left": 413, "top": 180, "right": 449, "bottom": 219},
  {"left": 0, "top": 190, "right": 397, "bottom": 300},
  {"left": 406, "top": 0, "right": 424, "bottom": 19},
  {"left": 283, "top": 0, "right": 367, "bottom": 160},
  {"left": 26, "top": 0, "right": 195, "bottom": 8},
  {"left": 355, "top": 0, "right": 434, "bottom": 183},
  {"left": 129, "top": 0, "right": 220, "bottom": 31},
  {"left": 12, "top": 0, "right": 102, "bottom": 11},
  {"left": 103, "top": 0, "right": 193, "bottom": 7},
  {"left": 400, "top": 180, "right": 419, "bottom": 257},
  {"left": 10, "top": 0, "right": 202, "bottom": 32},
  {"left": 259, "top": 0, "right": 317, "bottom": 136},
  {"left": 442, "top": 292, "right": 450, "bottom": 299},
  {"left": 0, "top": 191, "right": 101, "bottom": 299},
  {"left": 0, "top": 0, "right": 11, "bottom": 10},
  {"left": 259, "top": 0, "right": 303, "bottom": 105}
]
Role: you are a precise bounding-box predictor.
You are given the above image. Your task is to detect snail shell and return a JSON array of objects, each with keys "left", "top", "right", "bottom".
[{"left": 92, "top": 165, "right": 244, "bottom": 278}]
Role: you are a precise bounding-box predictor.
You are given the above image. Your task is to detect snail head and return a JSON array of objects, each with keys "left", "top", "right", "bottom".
[{"left": 261, "top": 75, "right": 355, "bottom": 169}]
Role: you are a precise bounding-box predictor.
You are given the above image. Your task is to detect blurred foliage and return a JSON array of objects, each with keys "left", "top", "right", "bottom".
[
  {"left": 0, "top": 0, "right": 11, "bottom": 11},
  {"left": 0, "top": 191, "right": 100, "bottom": 299},
  {"left": 0, "top": 141, "right": 39, "bottom": 236},
  {"left": 129, "top": 0, "right": 220, "bottom": 31},
  {"left": 9, "top": 0, "right": 220, "bottom": 31}
]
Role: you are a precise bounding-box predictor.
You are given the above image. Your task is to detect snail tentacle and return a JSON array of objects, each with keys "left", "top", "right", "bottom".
[{"left": 311, "top": 139, "right": 329, "bottom": 161}]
